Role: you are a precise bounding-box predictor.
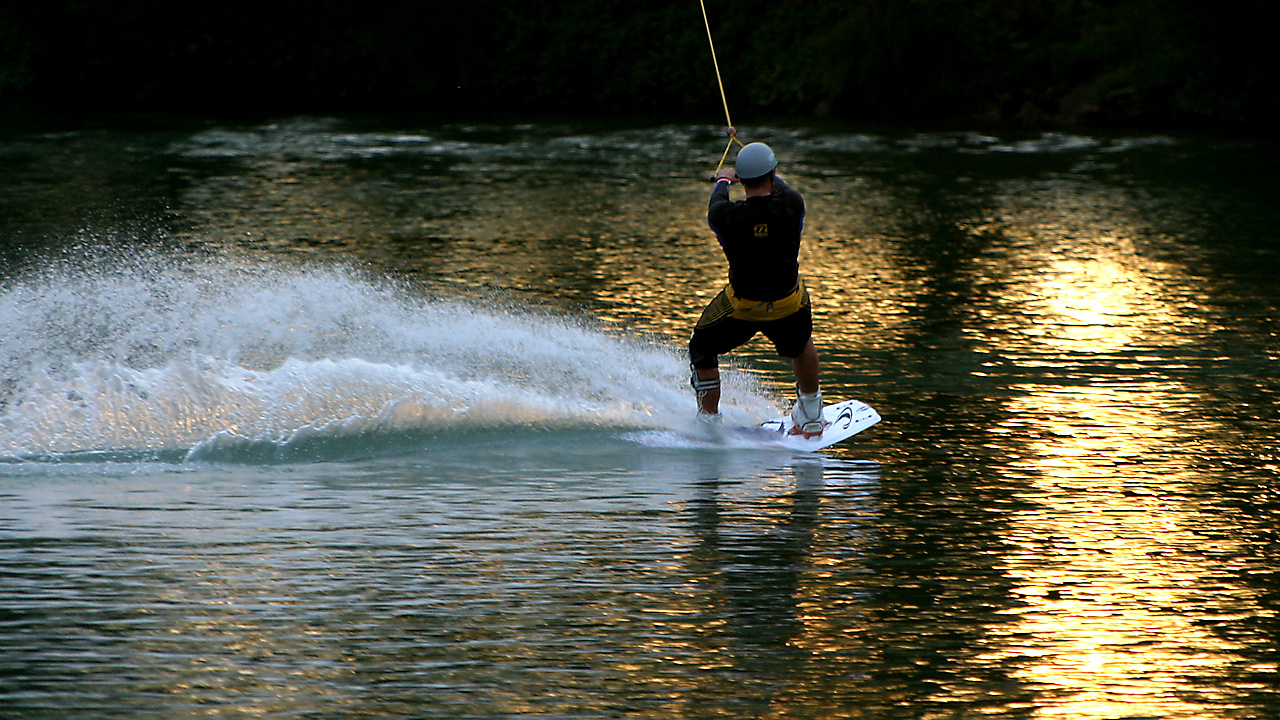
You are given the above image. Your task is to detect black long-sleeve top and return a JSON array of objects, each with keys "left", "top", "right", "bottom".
[{"left": 707, "top": 176, "right": 807, "bottom": 301}]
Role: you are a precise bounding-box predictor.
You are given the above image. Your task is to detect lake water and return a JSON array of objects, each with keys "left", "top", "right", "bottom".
[{"left": 1, "top": 118, "right": 1277, "bottom": 718}]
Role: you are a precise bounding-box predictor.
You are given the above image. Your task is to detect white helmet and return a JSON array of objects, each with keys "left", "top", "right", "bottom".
[{"left": 735, "top": 142, "right": 777, "bottom": 180}]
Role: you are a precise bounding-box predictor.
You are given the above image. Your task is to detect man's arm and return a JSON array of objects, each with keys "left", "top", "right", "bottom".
[{"left": 708, "top": 168, "right": 736, "bottom": 245}]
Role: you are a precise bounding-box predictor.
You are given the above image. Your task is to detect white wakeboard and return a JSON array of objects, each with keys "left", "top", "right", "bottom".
[
  {"left": 757, "top": 398, "right": 881, "bottom": 451},
  {"left": 621, "top": 398, "right": 880, "bottom": 452}
]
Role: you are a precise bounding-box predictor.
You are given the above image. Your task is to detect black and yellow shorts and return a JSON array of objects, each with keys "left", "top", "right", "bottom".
[{"left": 689, "top": 281, "right": 813, "bottom": 369}]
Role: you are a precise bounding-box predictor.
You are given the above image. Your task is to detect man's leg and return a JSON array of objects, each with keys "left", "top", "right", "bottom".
[
  {"left": 693, "top": 366, "right": 720, "bottom": 415},
  {"left": 690, "top": 292, "right": 755, "bottom": 416},
  {"left": 791, "top": 338, "right": 819, "bottom": 394},
  {"left": 788, "top": 338, "right": 824, "bottom": 437},
  {"left": 762, "top": 303, "right": 823, "bottom": 435}
]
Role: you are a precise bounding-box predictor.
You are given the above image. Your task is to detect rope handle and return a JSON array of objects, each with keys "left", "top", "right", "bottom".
[{"left": 716, "top": 132, "right": 745, "bottom": 175}]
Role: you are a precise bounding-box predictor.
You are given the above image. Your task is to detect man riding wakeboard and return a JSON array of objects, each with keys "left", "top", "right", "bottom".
[{"left": 688, "top": 137, "right": 825, "bottom": 437}]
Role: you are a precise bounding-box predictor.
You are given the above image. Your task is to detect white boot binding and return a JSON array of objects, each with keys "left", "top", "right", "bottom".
[{"left": 789, "top": 386, "right": 824, "bottom": 437}]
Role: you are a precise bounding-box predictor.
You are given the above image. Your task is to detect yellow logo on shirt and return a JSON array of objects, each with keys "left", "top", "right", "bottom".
[{"left": 753, "top": 223, "right": 769, "bottom": 238}]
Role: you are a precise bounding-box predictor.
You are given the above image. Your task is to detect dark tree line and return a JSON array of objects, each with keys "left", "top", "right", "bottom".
[{"left": 1, "top": 0, "right": 1276, "bottom": 129}]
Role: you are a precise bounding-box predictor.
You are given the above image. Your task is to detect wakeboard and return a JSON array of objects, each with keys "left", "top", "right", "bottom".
[
  {"left": 758, "top": 398, "right": 881, "bottom": 451},
  {"left": 622, "top": 398, "right": 880, "bottom": 452}
]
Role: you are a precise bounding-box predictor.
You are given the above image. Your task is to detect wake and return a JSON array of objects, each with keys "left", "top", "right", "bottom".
[{"left": 0, "top": 254, "right": 779, "bottom": 462}]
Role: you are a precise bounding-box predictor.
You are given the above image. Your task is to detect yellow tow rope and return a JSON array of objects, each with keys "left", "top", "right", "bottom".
[{"left": 699, "top": 0, "right": 745, "bottom": 172}]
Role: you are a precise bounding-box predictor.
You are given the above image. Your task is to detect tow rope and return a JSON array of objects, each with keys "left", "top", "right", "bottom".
[{"left": 698, "top": 0, "right": 745, "bottom": 172}]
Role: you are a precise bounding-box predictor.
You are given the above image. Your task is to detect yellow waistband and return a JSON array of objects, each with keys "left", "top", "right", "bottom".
[{"left": 725, "top": 279, "right": 808, "bottom": 321}]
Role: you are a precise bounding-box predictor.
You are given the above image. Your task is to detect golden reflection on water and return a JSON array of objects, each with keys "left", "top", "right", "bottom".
[
  {"left": 972, "top": 179, "right": 1260, "bottom": 718},
  {"left": 969, "top": 179, "right": 1214, "bottom": 356},
  {"left": 993, "top": 382, "right": 1256, "bottom": 719},
  {"left": 800, "top": 176, "right": 919, "bottom": 349}
]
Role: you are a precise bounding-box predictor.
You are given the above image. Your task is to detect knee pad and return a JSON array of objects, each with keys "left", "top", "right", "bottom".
[{"left": 690, "top": 368, "right": 720, "bottom": 395}]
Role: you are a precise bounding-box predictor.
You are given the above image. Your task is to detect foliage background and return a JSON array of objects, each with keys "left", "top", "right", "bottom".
[{"left": 1, "top": 0, "right": 1276, "bottom": 128}]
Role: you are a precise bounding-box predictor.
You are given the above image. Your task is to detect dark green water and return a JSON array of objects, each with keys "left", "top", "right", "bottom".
[{"left": 1, "top": 119, "right": 1277, "bottom": 718}]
